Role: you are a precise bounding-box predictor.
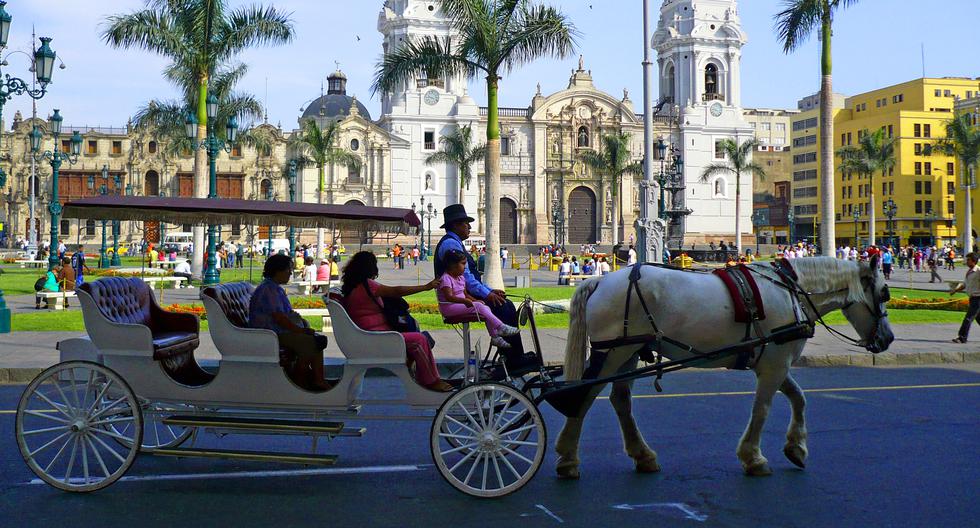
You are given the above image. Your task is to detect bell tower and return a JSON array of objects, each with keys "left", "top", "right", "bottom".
[{"left": 653, "top": 0, "right": 753, "bottom": 244}]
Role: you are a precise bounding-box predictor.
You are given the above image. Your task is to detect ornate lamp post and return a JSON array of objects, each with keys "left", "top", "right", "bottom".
[
  {"left": 883, "top": 198, "right": 897, "bottom": 248},
  {"left": 924, "top": 209, "right": 938, "bottom": 247},
  {"left": 287, "top": 159, "right": 297, "bottom": 259},
  {"left": 751, "top": 209, "right": 766, "bottom": 256},
  {"left": 265, "top": 184, "right": 274, "bottom": 256},
  {"left": 30, "top": 110, "right": 81, "bottom": 271},
  {"left": 425, "top": 201, "right": 435, "bottom": 256},
  {"left": 0, "top": 3, "right": 58, "bottom": 333},
  {"left": 87, "top": 167, "right": 109, "bottom": 267},
  {"left": 158, "top": 189, "right": 167, "bottom": 252},
  {"left": 787, "top": 208, "right": 796, "bottom": 246},
  {"left": 413, "top": 195, "right": 437, "bottom": 259},
  {"left": 852, "top": 209, "right": 860, "bottom": 247},
  {"left": 185, "top": 94, "right": 239, "bottom": 285}
]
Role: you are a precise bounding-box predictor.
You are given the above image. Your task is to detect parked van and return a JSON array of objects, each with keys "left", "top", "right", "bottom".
[
  {"left": 255, "top": 238, "right": 291, "bottom": 255},
  {"left": 163, "top": 232, "right": 194, "bottom": 252},
  {"left": 463, "top": 236, "right": 486, "bottom": 252}
]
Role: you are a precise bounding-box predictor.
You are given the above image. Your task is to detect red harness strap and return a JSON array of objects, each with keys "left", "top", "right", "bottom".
[{"left": 712, "top": 264, "right": 766, "bottom": 323}]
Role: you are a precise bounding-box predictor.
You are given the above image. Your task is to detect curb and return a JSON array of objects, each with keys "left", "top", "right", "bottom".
[{"left": 1, "top": 353, "right": 978, "bottom": 384}]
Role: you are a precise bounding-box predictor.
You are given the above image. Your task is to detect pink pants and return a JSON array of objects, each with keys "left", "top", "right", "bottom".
[
  {"left": 439, "top": 302, "right": 504, "bottom": 337},
  {"left": 402, "top": 332, "right": 440, "bottom": 386}
]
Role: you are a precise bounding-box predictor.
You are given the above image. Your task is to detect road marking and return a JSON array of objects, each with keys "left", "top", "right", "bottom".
[
  {"left": 535, "top": 504, "right": 564, "bottom": 524},
  {"left": 597, "top": 382, "right": 980, "bottom": 400},
  {"left": 612, "top": 502, "right": 708, "bottom": 522},
  {"left": 24, "top": 464, "right": 424, "bottom": 486}
]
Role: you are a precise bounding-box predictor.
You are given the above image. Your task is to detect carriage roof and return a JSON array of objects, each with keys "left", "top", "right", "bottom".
[{"left": 61, "top": 196, "right": 421, "bottom": 236}]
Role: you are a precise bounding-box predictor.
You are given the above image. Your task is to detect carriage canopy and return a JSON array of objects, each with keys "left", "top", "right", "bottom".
[{"left": 61, "top": 196, "right": 421, "bottom": 236}]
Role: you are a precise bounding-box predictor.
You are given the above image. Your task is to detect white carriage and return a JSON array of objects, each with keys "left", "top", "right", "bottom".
[{"left": 14, "top": 196, "right": 549, "bottom": 498}]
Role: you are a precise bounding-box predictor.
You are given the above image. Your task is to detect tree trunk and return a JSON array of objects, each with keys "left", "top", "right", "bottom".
[
  {"left": 459, "top": 171, "right": 465, "bottom": 205},
  {"left": 818, "top": 14, "right": 836, "bottom": 256},
  {"left": 483, "top": 76, "right": 504, "bottom": 290},
  {"left": 190, "top": 76, "right": 208, "bottom": 279},
  {"left": 965, "top": 164, "right": 974, "bottom": 252},
  {"left": 868, "top": 175, "right": 876, "bottom": 247},
  {"left": 611, "top": 175, "right": 620, "bottom": 247},
  {"left": 735, "top": 170, "right": 742, "bottom": 256},
  {"left": 316, "top": 164, "right": 325, "bottom": 259}
]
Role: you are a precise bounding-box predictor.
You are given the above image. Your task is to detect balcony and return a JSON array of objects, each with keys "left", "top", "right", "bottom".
[
  {"left": 416, "top": 78, "right": 445, "bottom": 89},
  {"left": 702, "top": 92, "right": 725, "bottom": 103}
]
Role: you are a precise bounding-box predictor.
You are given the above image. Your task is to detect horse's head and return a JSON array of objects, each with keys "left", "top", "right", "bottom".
[{"left": 841, "top": 254, "right": 894, "bottom": 353}]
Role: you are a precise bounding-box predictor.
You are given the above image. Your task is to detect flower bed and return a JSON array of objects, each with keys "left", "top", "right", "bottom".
[
  {"left": 163, "top": 304, "right": 206, "bottom": 319},
  {"left": 888, "top": 297, "right": 967, "bottom": 312}
]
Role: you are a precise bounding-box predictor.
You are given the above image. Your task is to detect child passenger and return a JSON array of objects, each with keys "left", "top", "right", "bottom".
[{"left": 436, "top": 251, "right": 519, "bottom": 349}]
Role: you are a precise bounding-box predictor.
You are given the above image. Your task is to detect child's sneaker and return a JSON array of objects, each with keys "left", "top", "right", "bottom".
[
  {"left": 497, "top": 324, "right": 521, "bottom": 337},
  {"left": 490, "top": 336, "right": 512, "bottom": 348}
]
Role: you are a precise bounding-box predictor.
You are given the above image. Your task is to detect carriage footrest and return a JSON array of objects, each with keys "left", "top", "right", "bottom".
[
  {"left": 162, "top": 415, "right": 345, "bottom": 435},
  {"left": 151, "top": 447, "right": 338, "bottom": 466}
]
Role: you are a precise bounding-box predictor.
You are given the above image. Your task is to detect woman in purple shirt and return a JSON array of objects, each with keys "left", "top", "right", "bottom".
[{"left": 249, "top": 254, "right": 331, "bottom": 391}]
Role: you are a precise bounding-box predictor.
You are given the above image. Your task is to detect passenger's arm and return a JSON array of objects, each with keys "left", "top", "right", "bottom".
[{"left": 374, "top": 278, "right": 439, "bottom": 298}]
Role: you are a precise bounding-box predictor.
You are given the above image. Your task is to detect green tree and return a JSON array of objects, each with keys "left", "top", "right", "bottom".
[
  {"left": 837, "top": 128, "right": 896, "bottom": 247},
  {"left": 775, "top": 0, "right": 859, "bottom": 255},
  {"left": 579, "top": 132, "right": 642, "bottom": 246},
  {"left": 424, "top": 125, "right": 487, "bottom": 205},
  {"left": 373, "top": 0, "right": 577, "bottom": 289},
  {"left": 699, "top": 138, "right": 765, "bottom": 256},
  {"left": 103, "top": 0, "right": 294, "bottom": 276},
  {"left": 289, "top": 118, "right": 362, "bottom": 256},
  {"left": 935, "top": 112, "right": 980, "bottom": 251}
]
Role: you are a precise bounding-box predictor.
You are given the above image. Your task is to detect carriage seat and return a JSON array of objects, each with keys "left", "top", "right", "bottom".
[
  {"left": 202, "top": 282, "right": 290, "bottom": 367},
  {"left": 442, "top": 313, "right": 483, "bottom": 325},
  {"left": 79, "top": 277, "right": 208, "bottom": 385}
]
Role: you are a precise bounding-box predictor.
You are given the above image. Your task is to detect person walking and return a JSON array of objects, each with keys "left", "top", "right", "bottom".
[
  {"left": 881, "top": 248, "right": 893, "bottom": 280},
  {"left": 951, "top": 253, "right": 980, "bottom": 343},
  {"left": 928, "top": 255, "right": 942, "bottom": 283}
]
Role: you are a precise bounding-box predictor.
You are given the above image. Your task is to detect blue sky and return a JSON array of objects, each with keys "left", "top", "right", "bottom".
[{"left": 3, "top": 0, "right": 978, "bottom": 130}]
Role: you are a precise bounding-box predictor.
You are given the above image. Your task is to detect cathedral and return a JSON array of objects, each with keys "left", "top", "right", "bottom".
[{"left": 1, "top": 0, "right": 752, "bottom": 249}]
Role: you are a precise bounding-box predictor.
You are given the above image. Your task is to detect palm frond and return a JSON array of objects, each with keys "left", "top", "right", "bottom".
[
  {"left": 101, "top": 8, "right": 187, "bottom": 58},
  {"left": 699, "top": 163, "right": 734, "bottom": 182},
  {"left": 372, "top": 36, "right": 480, "bottom": 95},
  {"left": 773, "top": 0, "right": 824, "bottom": 53},
  {"left": 215, "top": 4, "right": 295, "bottom": 62},
  {"left": 499, "top": 4, "right": 579, "bottom": 71}
]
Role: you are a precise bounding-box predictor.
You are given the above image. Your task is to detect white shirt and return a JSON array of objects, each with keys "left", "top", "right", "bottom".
[
  {"left": 627, "top": 248, "right": 637, "bottom": 265},
  {"left": 559, "top": 261, "right": 571, "bottom": 274},
  {"left": 599, "top": 261, "right": 611, "bottom": 274},
  {"left": 303, "top": 264, "right": 317, "bottom": 282},
  {"left": 964, "top": 265, "right": 980, "bottom": 297},
  {"left": 501, "top": 249, "right": 509, "bottom": 259},
  {"left": 174, "top": 261, "right": 191, "bottom": 274}
]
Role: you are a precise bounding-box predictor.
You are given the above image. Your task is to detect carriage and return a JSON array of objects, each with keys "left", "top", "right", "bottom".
[{"left": 14, "top": 196, "right": 560, "bottom": 498}]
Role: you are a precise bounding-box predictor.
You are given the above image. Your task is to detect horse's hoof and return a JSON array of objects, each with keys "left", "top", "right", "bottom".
[
  {"left": 556, "top": 463, "right": 580, "bottom": 480},
  {"left": 635, "top": 456, "right": 661, "bottom": 474},
  {"left": 783, "top": 445, "right": 807, "bottom": 469},
  {"left": 744, "top": 459, "right": 772, "bottom": 476}
]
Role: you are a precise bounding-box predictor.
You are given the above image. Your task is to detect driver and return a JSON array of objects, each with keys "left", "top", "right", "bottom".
[{"left": 433, "top": 204, "right": 536, "bottom": 372}]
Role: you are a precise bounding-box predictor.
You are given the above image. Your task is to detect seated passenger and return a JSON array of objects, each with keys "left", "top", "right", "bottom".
[
  {"left": 249, "top": 254, "right": 331, "bottom": 391},
  {"left": 316, "top": 259, "right": 331, "bottom": 282},
  {"left": 437, "top": 250, "right": 520, "bottom": 349},
  {"left": 340, "top": 251, "right": 451, "bottom": 392}
]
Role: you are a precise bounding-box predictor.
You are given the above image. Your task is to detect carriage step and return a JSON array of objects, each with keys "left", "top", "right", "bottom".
[
  {"left": 336, "top": 427, "right": 367, "bottom": 437},
  {"left": 151, "top": 447, "right": 338, "bottom": 466},
  {"left": 162, "top": 415, "right": 345, "bottom": 435}
]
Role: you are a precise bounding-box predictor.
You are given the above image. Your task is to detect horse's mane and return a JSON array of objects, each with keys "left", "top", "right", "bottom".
[{"left": 786, "top": 257, "right": 866, "bottom": 305}]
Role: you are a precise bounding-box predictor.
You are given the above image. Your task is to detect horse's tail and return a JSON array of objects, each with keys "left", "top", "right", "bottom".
[{"left": 564, "top": 276, "right": 603, "bottom": 381}]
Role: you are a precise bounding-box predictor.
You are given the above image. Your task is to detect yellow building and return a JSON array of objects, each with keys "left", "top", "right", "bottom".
[
  {"left": 788, "top": 92, "right": 846, "bottom": 244},
  {"left": 744, "top": 108, "right": 798, "bottom": 244},
  {"left": 833, "top": 77, "right": 980, "bottom": 248},
  {"left": 953, "top": 94, "right": 980, "bottom": 250}
]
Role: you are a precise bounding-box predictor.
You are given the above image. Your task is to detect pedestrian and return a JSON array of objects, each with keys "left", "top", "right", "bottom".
[
  {"left": 599, "top": 256, "right": 611, "bottom": 275},
  {"left": 501, "top": 246, "right": 509, "bottom": 269},
  {"left": 881, "top": 248, "right": 893, "bottom": 280},
  {"left": 627, "top": 244, "right": 637, "bottom": 266},
  {"left": 558, "top": 256, "right": 571, "bottom": 285},
  {"left": 928, "top": 256, "right": 942, "bottom": 283},
  {"left": 236, "top": 244, "right": 244, "bottom": 268},
  {"left": 951, "top": 253, "right": 980, "bottom": 343}
]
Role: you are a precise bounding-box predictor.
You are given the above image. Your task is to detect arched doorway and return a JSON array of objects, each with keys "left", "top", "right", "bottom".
[
  {"left": 567, "top": 186, "right": 597, "bottom": 244},
  {"left": 144, "top": 171, "right": 160, "bottom": 196},
  {"left": 499, "top": 198, "right": 518, "bottom": 245},
  {"left": 340, "top": 199, "right": 368, "bottom": 245}
]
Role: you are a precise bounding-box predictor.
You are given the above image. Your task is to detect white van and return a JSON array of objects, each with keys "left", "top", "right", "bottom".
[
  {"left": 163, "top": 232, "right": 194, "bottom": 252},
  {"left": 463, "top": 236, "right": 486, "bottom": 252},
  {"left": 256, "top": 238, "right": 291, "bottom": 255}
]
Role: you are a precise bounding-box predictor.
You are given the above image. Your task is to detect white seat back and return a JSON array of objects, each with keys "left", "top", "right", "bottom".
[{"left": 325, "top": 299, "right": 406, "bottom": 364}]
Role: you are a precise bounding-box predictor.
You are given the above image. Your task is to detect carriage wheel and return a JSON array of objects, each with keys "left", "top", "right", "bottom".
[
  {"left": 431, "top": 382, "right": 545, "bottom": 498},
  {"left": 16, "top": 361, "right": 143, "bottom": 492},
  {"left": 108, "top": 402, "right": 193, "bottom": 451}
]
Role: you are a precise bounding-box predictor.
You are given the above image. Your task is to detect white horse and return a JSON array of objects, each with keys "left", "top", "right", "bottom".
[{"left": 555, "top": 256, "right": 894, "bottom": 478}]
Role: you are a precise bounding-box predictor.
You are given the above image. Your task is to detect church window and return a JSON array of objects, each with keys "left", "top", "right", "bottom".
[
  {"left": 148, "top": 141, "right": 157, "bottom": 154},
  {"left": 500, "top": 136, "right": 511, "bottom": 156},
  {"left": 424, "top": 130, "right": 435, "bottom": 150},
  {"left": 85, "top": 219, "right": 96, "bottom": 236},
  {"left": 350, "top": 138, "right": 360, "bottom": 151},
  {"left": 348, "top": 165, "right": 362, "bottom": 184},
  {"left": 666, "top": 64, "right": 675, "bottom": 102},
  {"left": 111, "top": 141, "right": 122, "bottom": 155},
  {"left": 577, "top": 126, "right": 589, "bottom": 148},
  {"left": 714, "top": 139, "right": 726, "bottom": 159},
  {"left": 712, "top": 177, "right": 727, "bottom": 197},
  {"left": 705, "top": 64, "right": 718, "bottom": 95},
  {"left": 86, "top": 140, "right": 98, "bottom": 155}
]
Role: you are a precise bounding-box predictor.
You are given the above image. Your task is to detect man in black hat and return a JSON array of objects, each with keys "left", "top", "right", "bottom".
[{"left": 434, "top": 204, "right": 532, "bottom": 371}]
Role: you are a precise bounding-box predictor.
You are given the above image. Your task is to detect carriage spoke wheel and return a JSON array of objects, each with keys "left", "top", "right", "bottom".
[
  {"left": 431, "top": 383, "right": 545, "bottom": 498},
  {"left": 108, "top": 402, "right": 193, "bottom": 451},
  {"left": 16, "top": 361, "right": 142, "bottom": 492}
]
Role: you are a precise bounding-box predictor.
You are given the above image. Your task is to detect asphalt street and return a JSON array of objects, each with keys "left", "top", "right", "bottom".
[{"left": 1, "top": 365, "right": 977, "bottom": 528}]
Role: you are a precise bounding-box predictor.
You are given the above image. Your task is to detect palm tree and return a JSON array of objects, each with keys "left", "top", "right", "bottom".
[
  {"left": 775, "top": 0, "right": 859, "bottom": 255},
  {"left": 700, "top": 138, "right": 765, "bottom": 256},
  {"left": 424, "top": 125, "right": 487, "bottom": 205},
  {"left": 373, "top": 0, "right": 577, "bottom": 289},
  {"left": 837, "top": 128, "right": 896, "bottom": 247},
  {"left": 289, "top": 118, "right": 362, "bottom": 257},
  {"left": 935, "top": 112, "right": 980, "bottom": 251},
  {"left": 103, "top": 0, "right": 294, "bottom": 277},
  {"left": 579, "top": 132, "right": 642, "bottom": 246}
]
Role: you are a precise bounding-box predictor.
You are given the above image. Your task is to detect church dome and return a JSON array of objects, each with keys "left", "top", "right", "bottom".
[{"left": 301, "top": 69, "right": 371, "bottom": 121}]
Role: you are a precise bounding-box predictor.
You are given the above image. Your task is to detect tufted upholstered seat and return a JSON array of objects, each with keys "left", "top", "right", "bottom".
[
  {"left": 79, "top": 277, "right": 211, "bottom": 386},
  {"left": 202, "top": 282, "right": 292, "bottom": 368}
]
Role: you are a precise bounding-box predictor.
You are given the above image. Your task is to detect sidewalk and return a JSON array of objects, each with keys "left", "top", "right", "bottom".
[{"left": 2, "top": 323, "right": 977, "bottom": 382}]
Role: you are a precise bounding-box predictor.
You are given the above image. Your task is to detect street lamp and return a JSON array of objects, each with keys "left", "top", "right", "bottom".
[
  {"left": 31, "top": 109, "right": 81, "bottom": 271},
  {"left": 158, "top": 189, "right": 167, "bottom": 253},
  {"left": 414, "top": 195, "right": 437, "bottom": 259},
  {"left": 0, "top": 4, "right": 59, "bottom": 333},
  {"left": 87, "top": 165, "right": 113, "bottom": 267},
  {"left": 185, "top": 96, "right": 239, "bottom": 286},
  {"left": 852, "top": 209, "right": 860, "bottom": 247},
  {"left": 924, "top": 209, "right": 938, "bottom": 247},
  {"left": 265, "top": 183, "right": 275, "bottom": 256},
  {"left": 787, "top": 208, "right": 795, "bottom": 246},
  {"left": 287, "top": 160, "right": 297, "bottom": 259},
  {"left": 751, "top": 209, "right": 765, "bottom": 256},
  {"left": 883, "top": 198, "right": 897, "bottom": 248}
]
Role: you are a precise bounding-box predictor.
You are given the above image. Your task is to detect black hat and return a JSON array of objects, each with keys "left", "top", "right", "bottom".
[{"left": 440, "top": 204, "right": 475, "bottom": 229}]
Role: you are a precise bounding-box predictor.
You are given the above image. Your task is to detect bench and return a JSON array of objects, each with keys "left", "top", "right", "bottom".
[
  {"left": 294, "top": 308, "right": 332, "bottom": 334},
  {"left": 567, "top": 274, "right": 594, "bottom": 285},
  {"left": 142, "top": 276, "right": 188, "bottom": 288},
  {"left": 16, "top": 260, "right": 46, "bottom": 268},
  {"left": 157, "top": 261, "right": 179, "bottom": 269},
  {"left": 295, "top": 280, "right": 333, "bottom": 295},
  {"left": 35, "top": 290, "right": 78, "bottom": 310},
  {"left": 78, "top": 277, "right": 211, "bottom": 386}
]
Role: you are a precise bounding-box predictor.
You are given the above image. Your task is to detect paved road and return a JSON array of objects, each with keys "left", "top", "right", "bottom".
[{"left": 1, "top": 365, "right": 977, "bottom": 527}]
